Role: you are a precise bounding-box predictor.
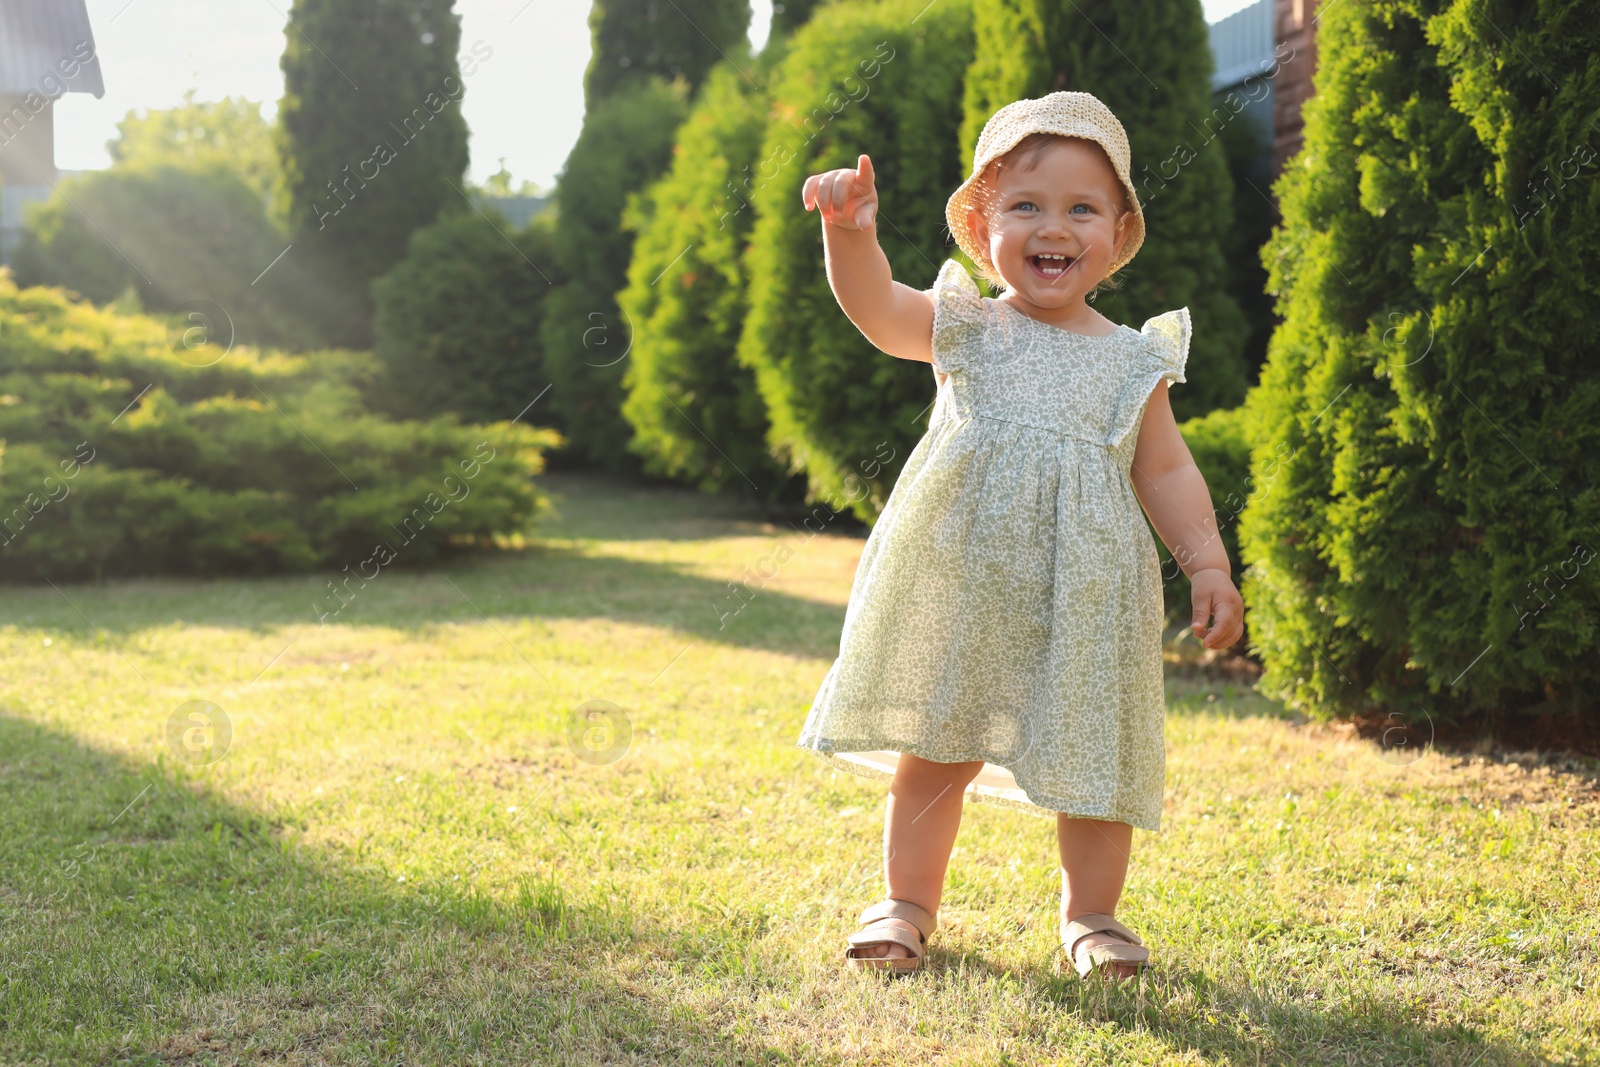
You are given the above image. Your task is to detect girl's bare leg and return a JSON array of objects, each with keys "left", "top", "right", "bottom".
[
  {"left": 1057, "top": 815, "right": 1137, "bottom": 978},
  {"left": 854, "top": 752, "right": 986, "bottom": 959}
]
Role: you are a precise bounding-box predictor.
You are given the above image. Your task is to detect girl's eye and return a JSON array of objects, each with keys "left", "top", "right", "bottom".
[
  {"left": 1011, "top": 201, "right": 1037, "bottom": 211},
  {"left": 1070, "top": 204, "right": 1093, "bottom": 215}
]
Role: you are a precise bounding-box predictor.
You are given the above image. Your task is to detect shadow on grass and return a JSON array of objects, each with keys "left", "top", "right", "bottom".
[
  {"left": 0, "top": 533, "right": 857, "bottom": 665},
  {"left": 535, "top": 470, "right": 865, "bottom": 544},
  {"left": 0, "top": 470, "right": 873, "bottom": 670},
  {"left": 931, "top": 945, "right": 1528, "bottom": 1066},
  {"left": 4, "top": 712, "right": 1544, "bottom": 1065},
  {"left": 0, "top": 714, "right": 797, "bottom": 1065}
]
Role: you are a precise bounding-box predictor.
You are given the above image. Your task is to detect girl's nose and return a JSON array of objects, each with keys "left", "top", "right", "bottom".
[{"left": 1034, "top": 214, "right": 1071, "bottom": 238}]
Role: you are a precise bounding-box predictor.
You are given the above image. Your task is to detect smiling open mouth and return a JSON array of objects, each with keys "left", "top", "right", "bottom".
[{"left": 1028, "top": 253, "right": 1075, "bottom": 279}]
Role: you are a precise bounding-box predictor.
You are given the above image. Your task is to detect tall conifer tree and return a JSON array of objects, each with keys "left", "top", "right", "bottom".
[
  {"left": 617, "top": 60, "right": 797, "bottom": 499},
  {"left": 615, "top": 2, "right": 827, "bottom": 503},
  {"left": 277, "top": 0, "right": 470, "bottom": 350},
  {"left": 584, "top": 0, "right": 754, "bottom": 110},
  {"left": 737, "top": 0, "right": 975, "bottom": 522},
  {"left": 541, "top": 1, "right": 751, "bottom": 472},
  {"left": 1238, "top": 0, "right": 1600, "bottom": 733}
]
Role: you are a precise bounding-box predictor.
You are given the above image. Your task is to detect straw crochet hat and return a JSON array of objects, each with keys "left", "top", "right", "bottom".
[{"left": 946, "top": 91, "right": 1145, "bottom": 284}]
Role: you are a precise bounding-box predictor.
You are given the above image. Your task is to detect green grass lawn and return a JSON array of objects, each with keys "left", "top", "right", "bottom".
[{"left": 2, "top": 471, "right": 1596, "bottom": 1065}]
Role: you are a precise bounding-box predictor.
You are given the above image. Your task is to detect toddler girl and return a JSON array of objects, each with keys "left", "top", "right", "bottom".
[{"left": 795, "top": 91, "right": 1244, "bottom": 980}]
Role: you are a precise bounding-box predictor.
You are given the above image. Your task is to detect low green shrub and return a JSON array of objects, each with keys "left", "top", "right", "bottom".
[{"left": 0, "top": 271, "right": 563, "bottom": 583}]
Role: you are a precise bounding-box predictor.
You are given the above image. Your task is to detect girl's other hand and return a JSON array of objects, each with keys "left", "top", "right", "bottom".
[
  {"left": 1189, "top": 568, "right": 1244, "bottom": 650},
  {"left": 802, "top": 153, "right": 878, "bottom": 231}
]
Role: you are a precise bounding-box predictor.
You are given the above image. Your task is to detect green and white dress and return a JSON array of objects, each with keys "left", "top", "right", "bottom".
[{"left": 796, "top": 259, "right": 1191, "bottom": 832}]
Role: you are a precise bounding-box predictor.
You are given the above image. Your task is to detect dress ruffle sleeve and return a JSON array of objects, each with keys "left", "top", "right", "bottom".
[
  {"left": 1140, "top": 306, "right": 1191, "bottom": 385},
  {"left": 930, "top": 260, "right": 987, "bottom": 377},
  {"left": 1105, "top": 307, "right": 1192, "bottom": 449}
]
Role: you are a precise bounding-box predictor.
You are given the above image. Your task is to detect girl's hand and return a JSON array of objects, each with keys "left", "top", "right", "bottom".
[
  {"left": 1189, "top": 568, "right": 1244, "bottom": 650},
  {"left": 802, "top": 153, "right": 878, "bottom": 231}
]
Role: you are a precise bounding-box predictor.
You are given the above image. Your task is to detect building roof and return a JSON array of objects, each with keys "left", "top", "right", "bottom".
[{"left": 0, "top": 0, "right": 105, "bottom": 99}]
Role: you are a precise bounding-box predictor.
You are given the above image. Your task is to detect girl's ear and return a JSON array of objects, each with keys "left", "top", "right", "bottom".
[
  {"left": 968, "top": 203, "right": 990, "bottom": 248},
  {"left": 1112, "top": 209, "right": 1131, "bottom": 257}
]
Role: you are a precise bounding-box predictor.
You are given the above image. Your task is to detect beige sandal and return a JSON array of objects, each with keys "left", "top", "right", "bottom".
[
  {"left": 844, "top": 898, "right": 937, "bottom": 974},
  {"left": 1060, "top": 912, "right": 1150, "bottom": 980}
]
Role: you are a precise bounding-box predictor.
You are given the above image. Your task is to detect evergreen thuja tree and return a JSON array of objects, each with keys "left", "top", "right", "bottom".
[
  {"left": 616, "top": 58, "right": 804, "bottom": 502},
  {"left": 537, "top": 78, "right": 690, "bottom": 473},
  {"left": 959, "top": 0, "right": 1250, "bottom": 420},
  {"left": 539, "top": 0, "right": 752, "bottom": 473},
  {"left": 770, "top": 0, "right": 824, "bottom": 37},
  {"left": 277, "top": 0, "right": 469, "bottom": 350},
  {"left": 615, "top": 1, "right": 827, "bottom": 503},
  {"left": 1237, "top": 0, "right": 1600, "bottom": 735},
  {"left": 737, "top": 0, "right": 974, "bottom": 523}
]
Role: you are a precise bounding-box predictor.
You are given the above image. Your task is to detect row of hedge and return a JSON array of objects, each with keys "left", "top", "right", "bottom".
[
  {"left": 371, "top": 0, "right": 1267, "bottom": 526},
  {"left": 356, "top": 0, "right": 1268, "bottom": 623},
  {"left": 618, "top": 0, "right": 1258, "bottom": 522}
]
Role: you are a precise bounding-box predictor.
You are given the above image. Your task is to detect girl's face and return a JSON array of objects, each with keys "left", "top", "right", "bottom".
[{"left": 967, "top": 137, "right": 1132, "bottom": 311}]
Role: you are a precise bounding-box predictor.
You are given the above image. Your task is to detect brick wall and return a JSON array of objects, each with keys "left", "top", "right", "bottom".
[{"left": 1272, "top": 0, "right": 1320, "bottom": 172}]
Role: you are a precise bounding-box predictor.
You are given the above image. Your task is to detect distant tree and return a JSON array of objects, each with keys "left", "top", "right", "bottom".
[
  {"left": 737, "top": 0, "right": 975, "bottom": 523},
  {"left": 12, "top": 162, "right": 330, "bottom": 352},
  {"left": 584, "top": 0, "right": 752, "bottom": 109},
  {"left": 958, "top": 0, "right": 1251, "bottom": 420},
  {"left": 108, "top": 88, "right": 280, "bottom": 209},
  {"left": 14, "top": 89, "right": 356, "bottom": 351},
  {"left": 478, "top": 156, "right": 546, "bottom": 199},
  {"left": 1238, "top": 0, "right": 1600, "bottom": 735},
  {"left": 276, "top": 0, "right": 471, "bottom": 350},
  {"left": 372, "top": 210, "right": 562, "bottom": 423}
]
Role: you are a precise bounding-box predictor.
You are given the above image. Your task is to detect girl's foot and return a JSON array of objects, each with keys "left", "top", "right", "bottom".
[
  {"left": 850, "top": 917, "right": 919, "bottom": 959},
  {"left": 845, "top": 899, "right": 938, "bottom": 972},
  {"left": 1071, "top": 930, "right": 1140, "bottom": 981},
  {"left": 1060, "top": 913, "right": 1149, "bottom": 982}
]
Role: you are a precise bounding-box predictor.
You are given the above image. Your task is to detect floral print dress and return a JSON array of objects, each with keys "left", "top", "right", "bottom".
[{"left": 796, "top": 259, "right": 1192, "bottom": 831}]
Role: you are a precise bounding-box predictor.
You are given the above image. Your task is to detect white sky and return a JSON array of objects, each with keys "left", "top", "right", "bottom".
[{"left": 54, "top": 0, "right": 1262, "bottom": 191}]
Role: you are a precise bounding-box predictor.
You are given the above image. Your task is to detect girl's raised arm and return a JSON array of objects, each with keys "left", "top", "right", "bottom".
[{"left": 802, "top": 153, "right": 935, "bottom": 364}]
